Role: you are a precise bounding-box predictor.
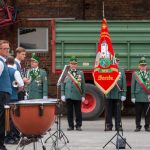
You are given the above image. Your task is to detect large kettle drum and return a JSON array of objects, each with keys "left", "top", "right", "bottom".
[{"left": 9, "top": 99, "right": 57, "bottom": 136}]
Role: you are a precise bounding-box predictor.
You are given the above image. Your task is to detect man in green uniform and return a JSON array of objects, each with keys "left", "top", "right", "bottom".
[
  {"left": 61, "top": 56, "right": 85, "bottom": 131},
  {"left": 26, "top": 53, "right": 48, "bottom": 99},
  {"left": 131, "top": 57, "right": 150, "bottom": 132},
  {"left": 105, "top": 56, "right": 126, "bottom": 131}
]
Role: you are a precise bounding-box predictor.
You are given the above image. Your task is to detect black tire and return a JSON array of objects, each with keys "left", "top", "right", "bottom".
[{"left": 82, "top": 83, "right": 104, "bottom": 120}]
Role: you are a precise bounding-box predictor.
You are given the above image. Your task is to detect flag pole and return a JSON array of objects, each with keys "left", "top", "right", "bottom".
[{"left": 103, "top": 1, "right": 105, "bottom": 18}]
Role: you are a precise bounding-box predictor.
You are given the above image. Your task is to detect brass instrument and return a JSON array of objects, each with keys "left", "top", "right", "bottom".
[{"left": 12, "top": 80, "right": 19, "bottom": 87}]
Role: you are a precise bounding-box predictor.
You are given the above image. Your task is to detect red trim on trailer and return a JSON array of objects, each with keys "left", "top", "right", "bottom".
[
  {"left": 125, "top": 70, "right": 133, "bottom": 87},
  {"left": 51, "top": 19, "right": 56, "bottom": 73}
]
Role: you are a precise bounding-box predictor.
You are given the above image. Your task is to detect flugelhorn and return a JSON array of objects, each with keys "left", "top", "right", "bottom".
[{"left": 12, "top": 80, "right": 19, "bottom": 87}]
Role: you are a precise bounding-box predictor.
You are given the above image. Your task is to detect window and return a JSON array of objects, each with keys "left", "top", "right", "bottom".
[{"left": 18, "top": 27, "right": 48, "bottom": 52}]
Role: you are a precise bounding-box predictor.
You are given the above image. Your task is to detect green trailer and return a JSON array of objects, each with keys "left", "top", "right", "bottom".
[{"left": 51, "top": 19, "right": 150, "bottom": 120}]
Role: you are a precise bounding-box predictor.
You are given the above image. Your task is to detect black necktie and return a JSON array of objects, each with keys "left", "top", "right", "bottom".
[
  {"left": 71, "top": 70, "right": 76, "bottom": 77},
  {"left": 142, "top": 71, "right": 145, "bottom": 76}
]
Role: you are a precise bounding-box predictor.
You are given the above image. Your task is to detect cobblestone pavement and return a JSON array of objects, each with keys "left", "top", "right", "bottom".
[{"left": 6, "top": 117, "right": 150, "bottom": 150}]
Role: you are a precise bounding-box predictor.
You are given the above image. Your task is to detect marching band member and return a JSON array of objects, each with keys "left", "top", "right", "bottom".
[
  {"left": 0, "top": 40, "right": 12, "bottom": 150},
  {"left": 5, "top": 56, "right": 24, "bottom": 144},
  {"left": 61, "top": 56, "right": 85, "bottom": 131},
  {"left": 26, "top": 53, "right": 48, "bottom": 99},
  {"left": 7, "top": 56, "right": 24, "bottom": 101},
  {"left": 14, "top": 47, "right": 27, "bottom": 100},
  {"left": 131, "top": 57, "right": 150, "bottom": 132}
]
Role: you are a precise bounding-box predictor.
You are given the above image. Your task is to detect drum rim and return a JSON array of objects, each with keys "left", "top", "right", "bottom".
[{"left": 8, "top": 99, "right": 58, "bottom": 105}]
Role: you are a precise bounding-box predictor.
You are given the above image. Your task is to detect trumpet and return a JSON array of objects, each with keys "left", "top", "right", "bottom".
[{"left": 12, "top": 80, "right": 19, "bottom": 87}]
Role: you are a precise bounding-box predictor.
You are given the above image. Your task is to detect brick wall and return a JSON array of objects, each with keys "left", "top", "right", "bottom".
[
  {"left": 10, "top": 0, "right": 150, "bottom": 20},
  {"left": 1, "top": 0, "right": 150, "bottom": 97}
]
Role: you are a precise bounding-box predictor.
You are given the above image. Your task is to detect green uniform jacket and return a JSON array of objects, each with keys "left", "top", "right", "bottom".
[
  {"left": 131, "top": 71, "right": 150, "bottom": 102},
  {"left": 106, "top": 68, "right": 126, "bottom": 100},
  {"left": 27, "top": 68, "right": 48, "bottom": 99},
  {"left": 61, "top": 70, "right": 85, "bottom": 100}
]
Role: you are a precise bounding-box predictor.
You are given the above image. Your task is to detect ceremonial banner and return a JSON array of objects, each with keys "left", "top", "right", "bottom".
[{"left": 93, "top": 18, "right": 120, "bottom": 94}]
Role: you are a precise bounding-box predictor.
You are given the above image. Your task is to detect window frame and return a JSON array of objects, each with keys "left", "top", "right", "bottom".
[{"left": 18, "top": 27, "right": 49, "bottom": 52}]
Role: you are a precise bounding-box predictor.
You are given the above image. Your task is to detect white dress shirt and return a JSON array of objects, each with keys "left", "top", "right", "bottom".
[
  {"left": 8, "top": 65, "right": 24, "bottom": 87},
  {"left": 0, "top": 56, "right": 6, "bottom": 76},
  {"left": 14, "top": 58, "right": 21, "bottom": 70},
  {"left": 33, "top": 67, "right": 39, "bottom": 71}
]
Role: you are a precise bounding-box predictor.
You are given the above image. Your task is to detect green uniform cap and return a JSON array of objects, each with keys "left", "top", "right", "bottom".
[
  {"left": 139, "top": 57, "right": 147, "bottom": 65},
  {"left": 31, "top": 53, "right": 40, "bottom": 62},
  {"left": 115, "top": 53, "right": 119, "bottom": 61},
  {"left": 69, "top": 56, "right": 78, "bottom": 63}
]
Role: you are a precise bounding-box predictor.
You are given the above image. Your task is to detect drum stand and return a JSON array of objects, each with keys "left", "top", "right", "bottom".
[
  {"left": 16, "top": 134, "right": 46, "bottom": 150},
  {"left": 45, "top": 65, "right": 70, "bottom": 150},
  {"left": 103, "top": 100, "right": 132, "bottom": 150},
  {"left": 45, "top": 87, "right": 70, "bottom": 150}
]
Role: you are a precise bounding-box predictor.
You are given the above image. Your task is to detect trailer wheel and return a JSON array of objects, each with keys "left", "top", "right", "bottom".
[{"left": 81, "top": 83, "right": 104, "bottom": 120}]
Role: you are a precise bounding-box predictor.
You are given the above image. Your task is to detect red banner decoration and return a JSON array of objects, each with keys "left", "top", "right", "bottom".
[{"left": 93, "top": 18, "right": 120, "bottom": 94}]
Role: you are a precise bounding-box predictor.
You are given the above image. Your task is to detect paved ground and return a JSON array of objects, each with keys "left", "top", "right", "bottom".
[{"left": 6, "top": 117, "right": 150, "bottom": 150}]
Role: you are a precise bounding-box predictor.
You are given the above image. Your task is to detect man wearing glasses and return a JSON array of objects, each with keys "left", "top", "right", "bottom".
[{"left": 0, "top": 40, "right": 12, "bottom": 150}]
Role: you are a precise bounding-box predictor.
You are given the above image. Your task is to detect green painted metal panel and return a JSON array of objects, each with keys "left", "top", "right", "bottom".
[{"left": 54, "top": 20, "right": 150, "bottom": 70}]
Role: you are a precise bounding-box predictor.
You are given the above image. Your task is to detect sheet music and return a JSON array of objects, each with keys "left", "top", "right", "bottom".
[{"left": 57, "top": 65, "right": 70, "bottom": 86}]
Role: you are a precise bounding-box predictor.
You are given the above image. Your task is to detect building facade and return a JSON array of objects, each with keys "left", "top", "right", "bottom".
[{"left": 1, "top": 0, "right": 150, "bottom": 97}]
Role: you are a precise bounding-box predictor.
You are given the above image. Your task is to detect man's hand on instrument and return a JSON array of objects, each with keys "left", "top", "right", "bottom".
[
  {"left": 131, "top": 98, "right": 135, "bottom": 103},
  {"left": 121, "top": 96, "right": 126, "bottom": 101},
  {"left": 82, "top": 97, "right": 85, "bottom": 102},
  {"left": 23, "top": 77, "right": 31, "bottom": 85},
  {"left": 61, "top": 95, "right": 66, "bottom": 102},
  {"left": 18, "top": 86, "right": 24, "bottom": 92}
]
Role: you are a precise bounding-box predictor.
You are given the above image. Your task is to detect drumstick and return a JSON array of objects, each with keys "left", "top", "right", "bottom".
[
  {"left": 4, "top": 105, "right": 10, "bottom": 134},
  {"left": 5, "top": 106, "right": 7, "bottom": 132},
  {"left": 6, "top": 106, "right": 10, "bottom": 132}
]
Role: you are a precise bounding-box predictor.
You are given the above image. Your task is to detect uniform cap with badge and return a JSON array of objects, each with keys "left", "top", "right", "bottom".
[
  {"left": 31, "top": 53, "right": 40, "bottom": 62},
  {"left": 139, "top": 57, "right": 147, "bottom": 65},
  {"left": 115, "top": 53, "right": 120, "bottom": 62},
  {"left": 69, "top": 56, "right": 78, "bottom": 64}
]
